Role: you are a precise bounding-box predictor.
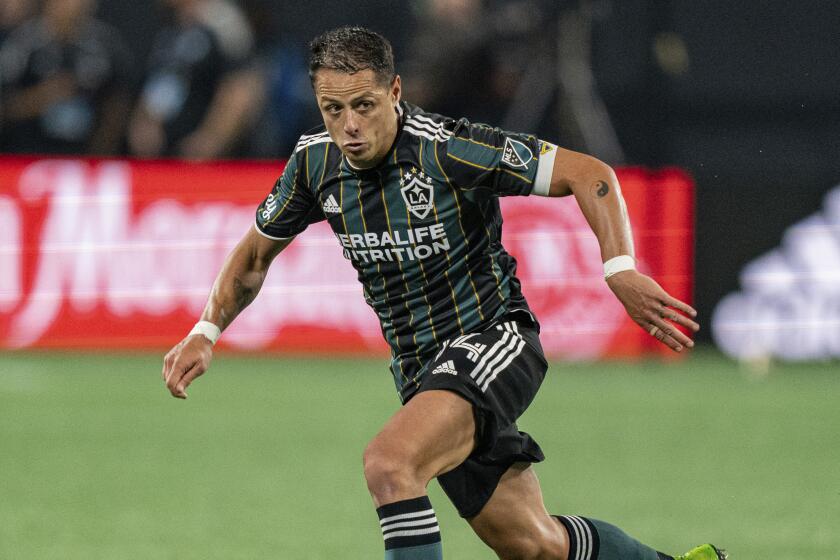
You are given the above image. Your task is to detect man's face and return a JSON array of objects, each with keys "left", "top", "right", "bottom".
[{"left": 313, "top": 68, "right": 401, "bottom": 169}]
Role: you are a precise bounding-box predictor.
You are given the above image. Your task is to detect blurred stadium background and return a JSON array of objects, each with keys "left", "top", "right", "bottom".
[{"left": 1, "top": 0, "right": 839, "bottom": 558}]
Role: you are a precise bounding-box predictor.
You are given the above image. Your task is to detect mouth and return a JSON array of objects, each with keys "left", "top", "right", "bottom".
[{"left": 343, "top": 141, "right": 367, "bottom": 154}]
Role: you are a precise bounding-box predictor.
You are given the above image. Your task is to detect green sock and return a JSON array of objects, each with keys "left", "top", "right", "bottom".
[{"left": 555, "top": 515, "right": 673, "bottom": 560}]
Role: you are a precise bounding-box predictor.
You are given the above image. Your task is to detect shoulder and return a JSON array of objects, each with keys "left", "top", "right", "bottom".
[
  {"left": 401, "top": 102, "right": 456, "bottom": 143},
  {"left": 288, "top": 126, "right": 340, "bottom": 190},
  {"left": 292, "top": 125, "right": 333, "bottom": 155}
]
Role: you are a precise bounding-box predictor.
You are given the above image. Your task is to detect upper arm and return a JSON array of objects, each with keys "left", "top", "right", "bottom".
[
  {"left": 244, "top": 221, "right": 294, "bottom": 269},
  {"left": 541, "top": 145, "right": 616, "bottom": 198},
  {"left": 255, "top": 151, "right": 325, "bottom": 239},
  {"left": 439, "top": 120, "right": 544, "bottom": 197}
]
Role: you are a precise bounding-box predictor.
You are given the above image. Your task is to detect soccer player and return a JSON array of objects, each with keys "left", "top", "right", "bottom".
[{"left": 162, "top": 26, "right": 725, "bottom": 560}]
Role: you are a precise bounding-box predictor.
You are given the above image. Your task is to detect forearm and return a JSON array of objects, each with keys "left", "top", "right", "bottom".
[
  {"left": 548, "top": 148, "right": 634, "bottom": 262},
  {"left": 202, "top": 262, "right": 265, "bottom": 331},
  {"left": 200, "top": 230, "right": 292, "bottom": 331},
  {"left": 569, "top": 161, "right": 634, "bottom": 262}
]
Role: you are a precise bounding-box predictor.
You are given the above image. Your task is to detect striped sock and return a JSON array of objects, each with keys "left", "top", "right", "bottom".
[
  {"left": 555, "top": 515, "right": 600, "bottom": 560},
  {"left": 555, "top": 515, "right": 671, "bottom": 560},
  {"left": 377, "top": 496, "right": 443, "bottom": 559}
]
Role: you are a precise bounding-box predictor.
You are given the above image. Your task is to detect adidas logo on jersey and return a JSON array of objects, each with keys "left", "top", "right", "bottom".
[
  {"left": 432, "top": 360, "right": 458, "bottom": 376},
  {"left": 322, "top": 194, "right": 342, "bottom": 214}
]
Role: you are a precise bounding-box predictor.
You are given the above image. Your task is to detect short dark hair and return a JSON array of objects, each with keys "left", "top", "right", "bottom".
[{"left": 308, "top": 26, "right": 395, "bottom": 85}]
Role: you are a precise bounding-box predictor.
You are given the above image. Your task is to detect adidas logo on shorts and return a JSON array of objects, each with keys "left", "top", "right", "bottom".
[{"left": 432, "top": 360, "right": 458, "bottom": 376}]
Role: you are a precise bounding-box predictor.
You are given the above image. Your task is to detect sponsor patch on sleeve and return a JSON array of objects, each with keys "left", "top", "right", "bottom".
[{"left": 501, "top": 137, "right": 534, "bottom": 170}]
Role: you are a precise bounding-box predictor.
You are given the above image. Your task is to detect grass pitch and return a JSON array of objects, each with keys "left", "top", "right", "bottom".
[{"left": 0, "top": 349, "right": 837, "bottom": 559}]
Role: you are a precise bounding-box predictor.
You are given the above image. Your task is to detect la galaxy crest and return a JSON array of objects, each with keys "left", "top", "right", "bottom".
[{"left": 400, "top": 168, "right": 435, "bottom": 220}]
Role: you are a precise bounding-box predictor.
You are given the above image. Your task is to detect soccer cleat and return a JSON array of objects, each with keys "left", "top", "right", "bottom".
[{"left": 675, "top": 544, "right": 728, "bottom": 560}]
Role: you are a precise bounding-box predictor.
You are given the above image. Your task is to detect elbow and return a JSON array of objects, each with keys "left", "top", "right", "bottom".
[
  {"left": 567, "top": 154, "right": 617, "bottom": 196},
  {"left": 583, "top": 156, "right": 616, "bottom": 186}
]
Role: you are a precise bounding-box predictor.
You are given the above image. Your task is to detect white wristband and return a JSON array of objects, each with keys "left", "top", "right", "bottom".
[
  {"left": 188, "top": 321, "right": 222, "bottom": 345},
  {"left": 604, "top": 255, "right": 636, "bottom": 279}
]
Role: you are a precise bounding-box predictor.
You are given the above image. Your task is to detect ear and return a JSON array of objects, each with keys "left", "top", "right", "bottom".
[{"left": 390, "top": 75, "right": 402, "bottom": 105}]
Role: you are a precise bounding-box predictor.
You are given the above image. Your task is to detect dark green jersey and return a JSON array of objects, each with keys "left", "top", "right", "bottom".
[{"left": 255, "top": 102, "right": 558, "bottom": 401}]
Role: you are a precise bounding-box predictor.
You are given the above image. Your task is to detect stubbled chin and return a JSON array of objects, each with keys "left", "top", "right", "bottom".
[{"left": 347, "top": 156, "right": 374, "bottom": 169}]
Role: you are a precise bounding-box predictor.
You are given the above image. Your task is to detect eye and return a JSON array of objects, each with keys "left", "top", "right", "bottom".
[
  {"left": 324, "top": 104, "right": 341, "bottom": 115},
  {"left": 358, "top": 100, "right": 374, "bottom": 111}
]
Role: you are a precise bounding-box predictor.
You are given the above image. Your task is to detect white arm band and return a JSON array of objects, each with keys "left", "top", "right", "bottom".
[
  {"left": 603, "top": 255, "right": 636, "bottom": 279},
  {"left": 188, "top": 321, "right": 222, "bottom": 345},
  {"left": 532, "top": 142, "right": 558, "bottom": 196}
]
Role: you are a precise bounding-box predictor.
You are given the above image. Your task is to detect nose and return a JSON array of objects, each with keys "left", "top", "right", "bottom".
[{"left": 343, "top": 110, "right": 359, "bottom": 136}]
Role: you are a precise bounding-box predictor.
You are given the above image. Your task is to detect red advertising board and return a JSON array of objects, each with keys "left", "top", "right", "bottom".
[{"left": 0, "top": 157, "right": 693, "bottom": 358}]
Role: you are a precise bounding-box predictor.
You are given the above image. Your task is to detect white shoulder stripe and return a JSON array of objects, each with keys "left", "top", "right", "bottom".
[
  {"left": 298, "top": 131, "right": 329, "bottom": 141},
  {"left": 294, "top": 131, "right": 329, "bottom": 148},
  {"left": 406, "top": 116, "right": 451, "bottom": 136},
  {"left": 404, "top": 124, "right": 451, "bottom": 141},
  {"left": 294, "top": 135, "right": 332, "bottom": 153},
  {"left": 402, "top": 127, "right": 440, "bottom": 143},
  {"left": 403, "top": 124, "right": 451, "bottom": 143},
  {"left": 409, "top": 113, "right": 447, "bottom": 127},
  {"left": 403, "top": 127, "right": 449, "bottom": 143},
  {"left": 405, "top": 118, "right": 452, "bottom": 137}
]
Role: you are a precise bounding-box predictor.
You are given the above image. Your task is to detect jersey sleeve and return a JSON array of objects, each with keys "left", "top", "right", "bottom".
[
  {"left": 440, "top": 119, "right": 557, "bottom": 197},
  {"left": 255, "top": 153, "right": 324, "bottom": 239}
]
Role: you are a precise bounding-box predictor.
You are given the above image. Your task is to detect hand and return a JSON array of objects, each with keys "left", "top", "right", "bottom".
[
  {"left": 162, "top": 334, "right": 214, "bottom": 399},
  {"left": 606, "top": 270, "right": 699, "bottom": 352}
]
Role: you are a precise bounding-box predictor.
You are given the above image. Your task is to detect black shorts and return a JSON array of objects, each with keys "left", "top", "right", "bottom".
[{"left": 413, "top": 316, "right": 548, "bottom": 518}]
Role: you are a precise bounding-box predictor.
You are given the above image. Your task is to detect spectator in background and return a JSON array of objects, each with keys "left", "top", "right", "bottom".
[
  {"left": 402, "top": 0, "right": 500, "bottom": 123},
  {"left": 0, "top": 0, "right": 132, "bottom": 155},
  {"left": 0, "top": 0, "right": 36, "bottom": 46},
  {"left": 403, "top": 0, "right": 558, "bottom": 141},
  {"left": 128, "top": 0, "right": 265, "bottom": 161}
]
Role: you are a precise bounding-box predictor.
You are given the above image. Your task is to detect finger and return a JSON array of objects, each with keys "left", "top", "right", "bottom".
[
  {"left": 162, "top": 352, "right": 172, "bottom": 381},
  {"left": 662, "top": 295, "right": 697, "bottom": 319},
  {"left": 644, "top": 312, "right": 694, "bottom": 352},
  {"left": 165, "top": 358, "right": 194, "bottom": 398},
  {"left": 648, "top": 323, "right": 683, "bottom": 352},
  {"left": 659, "top": 330, "right": 685, "bottom": 353},
  {"left": 647, "top": 316, "right": 694, "bottom": 351},
  {"left": 657, "top": 305, "right": 700, "bottom": 332},
  {"left": 174, "top": 363, "right": 205, "bottom": 399}
]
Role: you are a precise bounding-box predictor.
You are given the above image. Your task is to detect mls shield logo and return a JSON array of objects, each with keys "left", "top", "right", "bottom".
[
  {"left": 400, "top": 168, "right": 435, "bottom": 220},
  {"left": 501, "top": 137, "right": 534, "bottom": 170}
]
